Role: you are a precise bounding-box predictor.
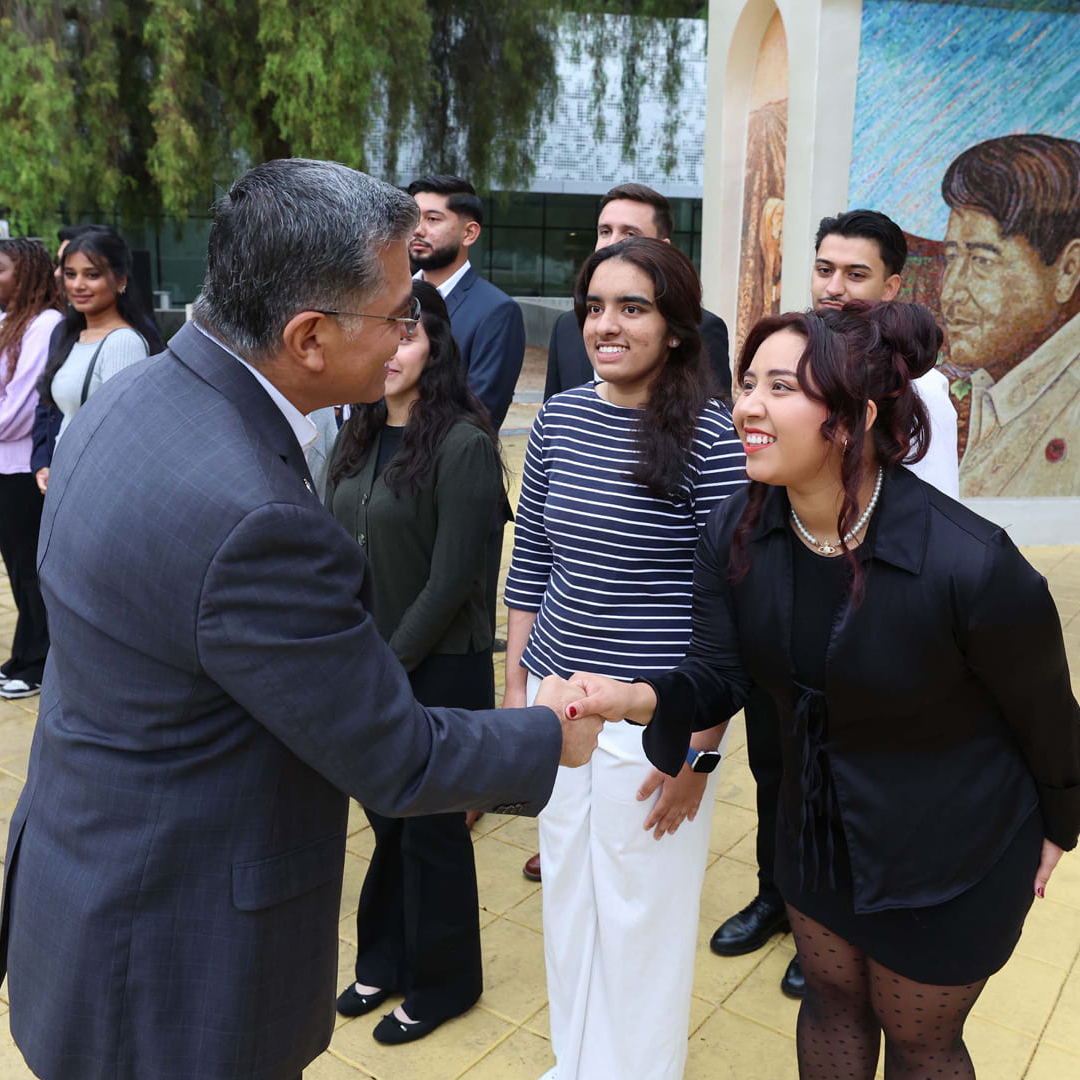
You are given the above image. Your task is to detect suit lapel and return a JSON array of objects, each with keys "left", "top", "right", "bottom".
[
  {"left": 167, "top": 322, "right": 316, "bottom": 490},
  {"left": 442, "top": 266, "right": 476, "bottom": 320}
]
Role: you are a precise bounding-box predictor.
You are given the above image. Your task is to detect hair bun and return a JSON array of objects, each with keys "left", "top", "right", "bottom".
[{"left": 859, "top": 301, "right": 942, "bottom": 380}]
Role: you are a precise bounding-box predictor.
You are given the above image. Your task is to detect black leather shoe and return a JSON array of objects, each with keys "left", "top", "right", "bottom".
[
  {"left": 372, "top": 1012, "right": 442, "bottom": 1044},
  {"left": 709, "top": 895, "right": 790, "bottom": 956},
  {"left": 781, "top": 955, "right": 806, "bottom": 999},
  {"left": 336, "top": 983, "right": 392, "bottom": 1017}
]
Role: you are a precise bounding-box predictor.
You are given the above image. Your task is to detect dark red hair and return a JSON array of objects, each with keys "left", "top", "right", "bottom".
[{"left": 731, "top": 301, "right": 942, "bottom": 596}]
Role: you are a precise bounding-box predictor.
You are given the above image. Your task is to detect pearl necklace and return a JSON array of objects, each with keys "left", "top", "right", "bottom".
[{"left": 790, "top": 467, "right": 884, "bottom": 556}]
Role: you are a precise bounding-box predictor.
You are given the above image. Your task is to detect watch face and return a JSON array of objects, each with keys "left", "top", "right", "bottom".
[{"left": 691, "top": 751, "right": 722, "bottom": 773}]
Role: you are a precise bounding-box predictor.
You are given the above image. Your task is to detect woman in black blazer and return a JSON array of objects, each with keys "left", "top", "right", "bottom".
[
  {"left": 565, "top": 301, "right": 1080, "bottom": 1079},
  {"left": 326, "top": 281, "right": 505, "bottom": 1045}
]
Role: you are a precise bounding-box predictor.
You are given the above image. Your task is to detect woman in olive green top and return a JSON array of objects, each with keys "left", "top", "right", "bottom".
[{"left": 327, "top": 281, "right": 505, "bottom": 1045}]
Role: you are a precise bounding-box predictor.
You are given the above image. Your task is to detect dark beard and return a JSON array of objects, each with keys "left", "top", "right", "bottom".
[{"left": 409, "top": 241, "right": 461, "bottom": 273}]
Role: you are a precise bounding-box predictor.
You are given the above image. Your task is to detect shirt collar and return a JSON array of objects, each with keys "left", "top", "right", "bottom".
[
  {"left": 413, "top": 259, "right": 471, "bottom": 300},
  {"left": 751, "top": 466, "right": 926, "bottom": 575},
  {"left": 978, "top": 311, "right": 1080, "bottom": 428},
  {"left": 193, "top": 323, "right": 319, "bottom": 451}
]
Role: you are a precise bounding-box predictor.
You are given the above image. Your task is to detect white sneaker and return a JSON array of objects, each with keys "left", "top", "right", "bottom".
[{"left": 0, "top": 678, "right": 41, "bottom": 700}]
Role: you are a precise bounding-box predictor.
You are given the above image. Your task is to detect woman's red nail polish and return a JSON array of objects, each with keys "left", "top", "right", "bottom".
[
  {"left": 1036, "top": 885, "right": 1045, "bottom": 898},
  {"left": 567, "top": 706, "right": 577, "bottom": 718}
]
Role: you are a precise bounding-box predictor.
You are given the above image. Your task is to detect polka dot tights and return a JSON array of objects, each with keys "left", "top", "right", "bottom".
[{"left": 788, "top": 905, "right": 987, "bottom": 1079}]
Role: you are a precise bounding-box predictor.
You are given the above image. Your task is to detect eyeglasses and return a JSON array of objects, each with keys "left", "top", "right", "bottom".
[{"left": 314, "top": 295, "right": 421, "bottom": 336}]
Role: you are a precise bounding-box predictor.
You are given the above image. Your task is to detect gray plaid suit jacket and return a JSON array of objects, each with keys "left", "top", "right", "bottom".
[{"left": 0, "top": 323, "right": 561, "bottom": 1080}]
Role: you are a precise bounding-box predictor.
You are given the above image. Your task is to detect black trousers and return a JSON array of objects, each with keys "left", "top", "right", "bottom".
[
  {"left": 744, "top": 687, "right": 783, "bottom": 902},
  {"left": 352, "top": 650, "right": 491, "bottom": 1022},
  {"left": 0, "top": 472, "right": 49, "bottom": 684}
]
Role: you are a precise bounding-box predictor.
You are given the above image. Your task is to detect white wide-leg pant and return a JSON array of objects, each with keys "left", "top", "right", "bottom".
[{"left": 529, "top": 673, "right": 725, "bottom": 1080}]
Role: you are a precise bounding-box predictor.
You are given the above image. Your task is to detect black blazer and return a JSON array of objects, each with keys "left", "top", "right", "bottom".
[
  {"left": 543, "top": 307, "right": 732, "bottom": 404},
  {"left": 644, "top": 466, "right": 1080, "bottom": 914}
]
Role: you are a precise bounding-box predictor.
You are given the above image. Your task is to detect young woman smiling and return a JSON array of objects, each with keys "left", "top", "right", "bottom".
[
  {"left": 326, "top": 281, "right": 506, "bottom": 1045},
  {"left": 565, "top": 301, "right": 1080, "bottom": 1080},
  {"left": 0, "top": 239, "right": 63, "bottom": 700},
  {"left": 34, "top": 228, "right": 150, "bottom": 483},
  {"left": 503, "top": 238, "right": 746, "bottom": 1080}
]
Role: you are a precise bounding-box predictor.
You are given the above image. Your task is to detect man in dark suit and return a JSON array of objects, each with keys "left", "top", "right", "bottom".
[
  {"left": 406, "top": 175, "right": 524, "bottom": 430},
  {"left": 544, "top": 183, "right": 732, "bottom": 405},
  {"left": 0, "top": 159, "right": 602, "bottom": 1080}
]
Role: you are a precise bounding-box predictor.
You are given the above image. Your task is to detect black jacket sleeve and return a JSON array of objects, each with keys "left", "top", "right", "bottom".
[
  {"left": 642, "top": 508, "right": 753, "bottom": 775},
  {"left": 962, "top": 529, "right": 1080, "bottom": 850}
]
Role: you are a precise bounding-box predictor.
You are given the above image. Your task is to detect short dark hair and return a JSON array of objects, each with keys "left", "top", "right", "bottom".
[
  {"left": 194, "top": 159, "right": 418, "bottom": 362},
  {"left": 814, "top": 209, "right": 907, "bottom": 278},
  {"left": 406, "top": 175, "right": 484, "bottom": 226},
  {"left": 942, "top": 134, "right": 1080, "bottom": 266},
  {"left": 600, "top": 183, "right": 674, "bottom": 240}
]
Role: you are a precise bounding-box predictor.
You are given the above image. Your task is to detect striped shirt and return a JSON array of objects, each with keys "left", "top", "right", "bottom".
[{"left": 504, "top": 383, "right": 746, "bottom": 680}]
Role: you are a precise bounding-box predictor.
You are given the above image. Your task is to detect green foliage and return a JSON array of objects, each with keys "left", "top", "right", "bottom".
[
  {"left": 0, "top": 3, "right": 75, "bottom": 233},
  {"left": 257, "top": 0, "right": 430, "bottom": 167},
  {"left": 411, "top": 0, "right": 559, "bottom": 191},
  {"left": 565, "top": 1, "right": 695, "bottom": 175},
  {"left": 0, "top": 0, "right": 700, "bottom": 229}
]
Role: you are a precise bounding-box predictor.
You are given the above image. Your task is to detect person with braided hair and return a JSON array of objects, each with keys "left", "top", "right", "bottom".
[
  {"left": 566, "top": 300, "right": 1080, "bottom": 1079},
  {"left": 0, "top": 239, "right": 63, "bottom": 699}
]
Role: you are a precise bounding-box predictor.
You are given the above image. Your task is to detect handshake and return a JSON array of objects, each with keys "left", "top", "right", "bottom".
[{"left": 532, "top": 673, "right": 659, "bottom": 768}]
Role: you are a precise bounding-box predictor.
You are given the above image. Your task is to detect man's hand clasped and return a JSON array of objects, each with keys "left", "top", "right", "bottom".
[{"left": 528, "top": 672, "right": 660, "bottom": 768}]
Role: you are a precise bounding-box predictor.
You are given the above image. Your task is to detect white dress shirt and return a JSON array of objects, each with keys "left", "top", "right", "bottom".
[
  {"left": 910, "top": 368, "right": 960, "bottom": 498},
  {"left": 414, "top": 259, "right": 471, "bottom": 301}
]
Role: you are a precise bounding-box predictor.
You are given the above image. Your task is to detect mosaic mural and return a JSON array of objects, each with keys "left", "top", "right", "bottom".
[{"left": 849, "top": 0, "right": 1080, "bottom": 496}]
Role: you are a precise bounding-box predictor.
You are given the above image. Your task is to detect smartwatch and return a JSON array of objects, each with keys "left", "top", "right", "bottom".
[{"left": 685, "top": 748, "right": 722, "bottom": 774}]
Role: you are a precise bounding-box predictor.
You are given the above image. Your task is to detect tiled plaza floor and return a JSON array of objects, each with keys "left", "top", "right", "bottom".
[{"left": 1, "top": 423, "right": 1079, "bottom": 1078}]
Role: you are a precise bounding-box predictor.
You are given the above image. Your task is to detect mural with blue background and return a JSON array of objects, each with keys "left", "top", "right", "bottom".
[{"left": 849, "top": 0, "right": 1080, "bottom": 498}]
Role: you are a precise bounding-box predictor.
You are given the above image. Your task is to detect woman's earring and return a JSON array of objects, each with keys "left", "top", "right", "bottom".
[
  {"left": 669, "top": 338, "right": 680, "bottom": 347},
  {"left": 119, "top": 285, "right": 127, "bottom": 295}
]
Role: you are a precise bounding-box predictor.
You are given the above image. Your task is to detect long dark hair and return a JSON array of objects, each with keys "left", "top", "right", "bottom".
[
  {"left": 329, "top": 280, "right": 504, "bottom": 496},
  {"left": 573, "top": 237, "right": 717, "bottom": 501},
  {"left": 730, "top": 301, "right": 941, "bottom": 595},
  {"left": 0, "top": 239, "right": 62, "bottom": 384},
  {"left": 37, "top": 226, "right": 152, "bottom": 406}
]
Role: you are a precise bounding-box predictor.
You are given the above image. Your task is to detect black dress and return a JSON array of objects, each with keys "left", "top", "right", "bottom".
[
  {"left": 776, "top": 535, "right": 1041, "bottom": 985},
  {"left": 348, "top": 424, "right": 489, "bottom": 1022}
]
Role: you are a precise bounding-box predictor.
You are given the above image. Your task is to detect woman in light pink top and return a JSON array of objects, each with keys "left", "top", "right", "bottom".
[{"left": 0, "top": 239, "right": 63, "bottom": 699}]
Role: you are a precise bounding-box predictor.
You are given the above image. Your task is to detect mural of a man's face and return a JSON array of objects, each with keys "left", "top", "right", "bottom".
[{"left": 941, "top": 207, "right": 1066, "bottom": 373}]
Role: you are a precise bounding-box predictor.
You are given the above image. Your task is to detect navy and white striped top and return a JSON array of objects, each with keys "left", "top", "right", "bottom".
[{"left": 504, "top": 384, "right": 747, "bottom": 680}]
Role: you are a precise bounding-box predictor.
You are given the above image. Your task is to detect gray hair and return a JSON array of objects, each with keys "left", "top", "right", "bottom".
[{"left": 193, "top": 159, "right": 418, "bottom": 361}]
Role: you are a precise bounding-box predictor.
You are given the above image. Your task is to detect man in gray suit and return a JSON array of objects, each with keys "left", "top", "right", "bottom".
[{"left": 0, "top": 159, "right": 601, "bottom": 1080}]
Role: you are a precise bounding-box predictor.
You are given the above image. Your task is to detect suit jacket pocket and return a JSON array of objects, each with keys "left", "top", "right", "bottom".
[{"left": 232, "top": 832, "right": 346, "bottom": 911}]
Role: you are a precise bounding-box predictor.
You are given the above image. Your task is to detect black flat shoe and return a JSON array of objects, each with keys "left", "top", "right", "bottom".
[
  {"left": 372, "top": 1012, "right": 442, "bottom": 1044},
  {"left": 336, "top": 983, "right": 392, "bottom": 1017},
  {"left": 709, "top": 894, "right": 790, "bottom": 956},
  {"left": 780, "top": 955, "right": 806, "bottom": 999}
]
